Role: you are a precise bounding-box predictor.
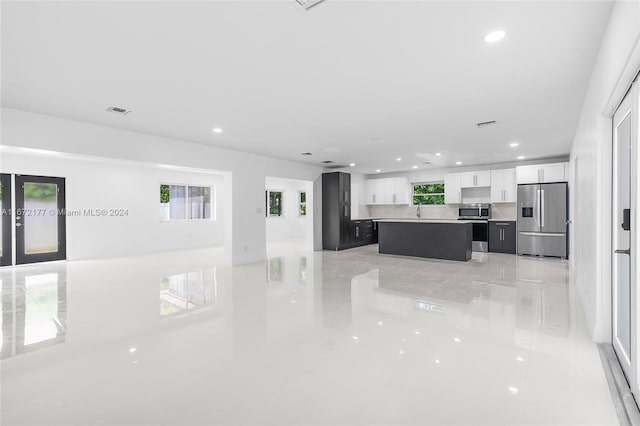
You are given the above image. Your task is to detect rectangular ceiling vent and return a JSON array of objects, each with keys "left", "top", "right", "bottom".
[
  {"left": 296, "top": 0, "right": 326, "bottom": 10},
  {"left": 321, "top": 160, "right": 334, "bottom": 164},
  {"left": 105, "top": 106, "right": 132, "bottom": 116},
  {"left": 476, "top": 120, "right": 497, "bottom": 128},
  {"left": 325, "top": 164, "right": 348, "bottom": 169}
]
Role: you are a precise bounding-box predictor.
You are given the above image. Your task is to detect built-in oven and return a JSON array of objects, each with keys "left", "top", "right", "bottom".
[{"left": 458, "top": 204, "right": 490, "bottom": 252}]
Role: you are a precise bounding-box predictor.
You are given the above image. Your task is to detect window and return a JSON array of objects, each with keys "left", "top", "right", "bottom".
[
  {"left": 298, "top": 191, "right": 306, "bottom": 216},
  {"left": 412, "top": 182, "right": 445, "bottom": 205},
  {"left": 266, "top": 191, "right": 283, "bottom": 217},
  {"left": 160, "top": 184, "right": 212, "bottom": 220}
]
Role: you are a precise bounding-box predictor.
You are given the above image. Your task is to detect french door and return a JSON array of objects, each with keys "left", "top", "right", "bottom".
[
  {"left": 612, "top": 80, "right": 638, "bottom": 388},
  {"left": 8, "top": 175, "right": 66, "bottom": 265},
  {"left": 0, "top": 174, "right": 11, "bottom": 266}
]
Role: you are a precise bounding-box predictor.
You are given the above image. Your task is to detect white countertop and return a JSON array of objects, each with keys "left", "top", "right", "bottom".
[
  {"left": 373, "top": 219, "right": 472, "bottom": 224},
  {"left": 488, "top": 218, "right": 516, "bottom": 222}
]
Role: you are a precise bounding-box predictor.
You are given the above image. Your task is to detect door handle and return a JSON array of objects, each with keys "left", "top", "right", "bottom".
[
  {"left": 615, "top": 249, "right": 631, "bottom": 255},
  {"left": 344, "top": 206, "right": 348, "bottom": 217},
  {"left": 540, "top": 189, "right": 545, "bottom": 228}
]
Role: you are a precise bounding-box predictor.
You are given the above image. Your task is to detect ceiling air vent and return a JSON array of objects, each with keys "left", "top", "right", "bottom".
[
  {"left": 476, "top": 120, "right": 497, "bottom": 128},
  {"left": 301, "top": 152, "right": 313, "bottom": 156},
  {"left": 321, "top": 160, "right": 334, "bottom": 164},
  {"left": 105, "top": 106, "right": 132, "bottom": 116},
  {"left": 325, "top": 164, "right": 348, "bottom": 169},
  {"left": 296, "top": 0, "right": 326, "bottom": 10}
]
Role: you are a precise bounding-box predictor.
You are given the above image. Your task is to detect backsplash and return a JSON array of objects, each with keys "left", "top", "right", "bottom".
[{"left": 360, "top": 203, "right": 517, "bottom": 220}]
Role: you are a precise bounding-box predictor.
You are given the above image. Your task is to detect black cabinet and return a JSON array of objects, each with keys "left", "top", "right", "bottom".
[
  {"left": 489, "top": 221, "right": 516, "bottom": 254},
  {"left": 322, "top": 172, "right": 352, "bottom": 250}
]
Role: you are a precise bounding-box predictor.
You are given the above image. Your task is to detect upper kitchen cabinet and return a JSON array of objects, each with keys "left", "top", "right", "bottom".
[
  {"left": 490, "top": 168, "right": 517, "bottom": 203},
  {"left": 364, "top": 177, "right": 409, "bottom": 205},
  {"left": 444, "top": 173, "right": 462, "bottom": 204},
  {"left": 516, "top": 162, "right": 568, "bottom": 184},
  {"left": 460, "top": 171, "right": 491, "bottom": 188}
]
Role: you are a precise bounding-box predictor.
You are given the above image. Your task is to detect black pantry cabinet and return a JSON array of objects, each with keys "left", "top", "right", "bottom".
[
  {"left": 488, "top": 221, "right": 517, "bottom": 254},
  {"left": 322, "top": 172, "right": 352, "bottom": 250}
]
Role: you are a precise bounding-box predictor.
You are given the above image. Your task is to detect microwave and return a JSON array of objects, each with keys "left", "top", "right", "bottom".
[{"left": 458, "top": 204, "right": 491, "bottom": 220}]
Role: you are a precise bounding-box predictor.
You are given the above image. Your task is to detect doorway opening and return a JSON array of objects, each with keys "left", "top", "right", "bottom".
[{"left": 265, "top": 177, "right": 314, "bottom": 256}]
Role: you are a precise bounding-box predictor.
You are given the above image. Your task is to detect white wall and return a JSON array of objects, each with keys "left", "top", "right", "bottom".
[
  {"left": 265, "top": 177, "right": 309, "bottom": 242},
  {"left": 570, "top": 0, "right": 640, "bottom": 341},
  {"left": 0, "top": 150, "right": 226, "bottom": 261},
  {"left": 0, "top": 107, "right": 325, "bottom": 264}
]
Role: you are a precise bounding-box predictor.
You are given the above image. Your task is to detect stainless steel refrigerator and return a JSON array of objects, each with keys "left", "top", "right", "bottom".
[{"left": 517, "top": 182, "right": 568, "bottom": 258}]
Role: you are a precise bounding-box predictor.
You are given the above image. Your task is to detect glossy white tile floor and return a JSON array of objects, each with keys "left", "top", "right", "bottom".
[{"left": 0, "top": 244, "right": 619, "bottom": 425}]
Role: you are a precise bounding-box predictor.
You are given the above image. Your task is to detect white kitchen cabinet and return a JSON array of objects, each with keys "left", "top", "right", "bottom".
[
  {"left": 490, "top": 168, "right": 516, "bottom": 203},
  {"left": 516, "top": 162, "right": 568, "bottom": 184},
  {"left": 364, "top": 177, "right": 409, "bottom": 205},
  {"left": 364, "top": 179, "right": 382, "bottom": 204},
  {"left": 392, "top": 177, "right": 410, "bottom": 204},
  {"left": 444, "top": 173, "right": 462, "bottom": 204},
  {"left": 460, "top": 170, "right": 491, "bottom": 188},
  {"left": 541, "top": 163, "right": 566, "bottom": 183}
]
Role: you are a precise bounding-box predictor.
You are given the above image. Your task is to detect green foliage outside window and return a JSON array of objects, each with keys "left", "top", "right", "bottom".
[
  {"left": 412, "top": 183, "right": 445, "bottom": 205},
  {"left": 268, "top": 191, "right": 283, "bottom": 216},
  {"left": 299, "top": 191, "right": 306, "bottom": 216},
  {"left": 24, "top": 183, "right": 57, "bottom": 202},
  {"left": 160, "top": 185, "right": 170, "bottom": 203}
]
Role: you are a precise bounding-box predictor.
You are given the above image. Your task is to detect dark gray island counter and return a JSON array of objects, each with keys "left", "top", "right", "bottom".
[{"left": 375, "top": 219, "right": 472, "bottom": 261}]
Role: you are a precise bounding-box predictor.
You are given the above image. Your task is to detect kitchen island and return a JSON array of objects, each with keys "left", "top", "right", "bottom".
[{"left": 374, "top": 219, "right": 473, "bottom": 261}]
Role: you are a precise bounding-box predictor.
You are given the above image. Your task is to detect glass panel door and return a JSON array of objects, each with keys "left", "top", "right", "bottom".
[
  {"left": 612, "top": 85, "right": 635, "bottom": 383},
  {"left": 15, "top": 175, "right": 66, "bottom": 265},
  {"left": 0, "top": 174, "right": 11, "bottom": 266}
]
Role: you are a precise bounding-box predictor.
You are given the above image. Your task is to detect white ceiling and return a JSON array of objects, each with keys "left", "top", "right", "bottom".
[{"left": 1, "top": 1, "right": 613, "bottom": 174}]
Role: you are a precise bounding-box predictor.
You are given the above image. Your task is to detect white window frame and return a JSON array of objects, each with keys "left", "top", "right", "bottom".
[
  {"left": 266, "top": 190, "right": 284, "bottom": 218},
  {"left": 411, "top": 182, "right": 446, "bottom": 206},
  {"left": 160, "top": 183, "right": 215, "bottom": 222},
  {"left": 298, "top": 191, "right": 307, "bottom": 217}
]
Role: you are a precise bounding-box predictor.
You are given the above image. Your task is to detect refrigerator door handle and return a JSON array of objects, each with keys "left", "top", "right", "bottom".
[
  {"left": 520, "top": 232, "right": 564, "bottom": 237},
  {"left": 534, "top": 189, "right": 540, "bottom": 229},
  {"left": 540, "top": 189, "right": 545, "bottom": 228}
]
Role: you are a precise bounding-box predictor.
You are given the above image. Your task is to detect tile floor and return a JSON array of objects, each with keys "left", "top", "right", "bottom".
[{"left": 0, "top": 244, "right": 619, "bottom": 425}]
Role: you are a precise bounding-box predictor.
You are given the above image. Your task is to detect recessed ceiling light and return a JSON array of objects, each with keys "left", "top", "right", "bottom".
[
  {"left": 412, "top": 165, "right": 418, "bottom": 169},
  {"left": 396, "top": 157, "right": 402, "bottom": 161},
  {"left": 435, "top": 152, "right": 441, "bottom": 156},
  {"left": 376, "top": 169, "right": 381, "bottom": 173},
  {"left": 349, "top": 163, "right": 356, "bottom": 167},
  {"left": 455, "top": 161, "right": 462, "bottom": 165},
  {"left": 510, "top": 142, "right": 519, "bottom": 148},
  {"left": 213, "top": 128, "right": 223, "bottom": 133},
  {"left": 517, "top": 156, "right": 525, "bottom": 160},
  {"left": 484, "top": 30, "right": 506, "bottom": 43}
]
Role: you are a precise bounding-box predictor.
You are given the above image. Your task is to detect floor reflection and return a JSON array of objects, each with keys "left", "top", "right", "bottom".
[
  {"left": 0, "top": 246, "right": 615, "bottom": 426},
  {"left": 1, "top": 270, "right": 66, "bottom": 359},
  {"left": 160, "top": 268, "right": 217, "bottom": 317}
]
